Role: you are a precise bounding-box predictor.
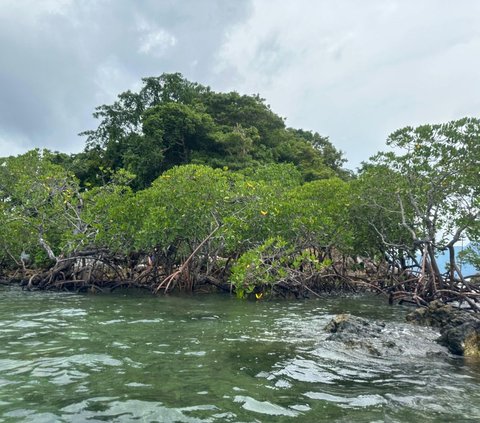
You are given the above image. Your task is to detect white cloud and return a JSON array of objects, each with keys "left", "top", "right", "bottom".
[
  {"left": 214, "top": 0, "right": 480, "bottom": 168},
  {"left": 137, "top": 24, "right": 177, "bottom": 56},
  {"left": 94, "top": 57, "right": 140, "bottom": 105}
]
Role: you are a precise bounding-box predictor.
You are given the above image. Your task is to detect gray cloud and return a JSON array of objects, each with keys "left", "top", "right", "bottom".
[
  {"left": 0, "top": 0, "right": 251, "bottom": 155},
  {"left": 1, "top": 0, "right": 480, "bottom": 170}
]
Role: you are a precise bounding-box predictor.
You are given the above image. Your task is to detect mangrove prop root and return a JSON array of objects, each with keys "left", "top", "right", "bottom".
[
  {"left": 9, "top": 246, "right": 480, "bottom": 310},
  {"left": 154, "top": 225, "right": 221, "bottom": 294}
]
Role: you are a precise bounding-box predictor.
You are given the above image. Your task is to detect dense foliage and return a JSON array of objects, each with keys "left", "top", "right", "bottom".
[
  {"left": 0, "top": 74, "right": 478, "bottom": 307},
  {"left": 352, "top": 118, "right": 480, "bottom": 306},
  {"left": 69, "top": 73, "right": 348, "bottom": 189}
]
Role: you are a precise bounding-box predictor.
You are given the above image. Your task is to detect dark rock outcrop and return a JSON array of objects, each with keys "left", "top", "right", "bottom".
[
  {"left": 324, "top": 313, "right": 450, "bottom": 358},
  {"left": 437, "top": 321, "right": 480, "bottom": 356},
  {"left": 406, "top": 300, "right": 480, "bottom": 357},
  {"left": 325, "top": 314, "right": 391, "bottom": 356},
  {"left": 325, "top": 314, "right": 385, "bottom": 339}
]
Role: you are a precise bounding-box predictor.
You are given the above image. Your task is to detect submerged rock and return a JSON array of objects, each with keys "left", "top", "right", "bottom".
[
  {"left": 406, "top": 300, "right": 480, "bottom": 357},
  {"left": 324, "top": 313, "right": 450, "bottom": 359},
  {"left": 406, "top": 300, "right": 470, "bottom": 327},
  {"left": 325, "top": 314, "right": 385, "bottom": 339},
  {"left": 324, "top": 314, "right": 393, "bottom": 356}
]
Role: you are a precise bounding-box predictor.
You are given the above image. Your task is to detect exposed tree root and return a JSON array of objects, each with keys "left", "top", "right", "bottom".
[{"left": 5, "top": 245, "right": 477, "bottom": 312}]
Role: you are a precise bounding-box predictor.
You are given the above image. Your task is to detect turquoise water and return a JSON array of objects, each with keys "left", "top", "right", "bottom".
[{"left": 1, "top": 285, "right": 480, "bottom": 422}]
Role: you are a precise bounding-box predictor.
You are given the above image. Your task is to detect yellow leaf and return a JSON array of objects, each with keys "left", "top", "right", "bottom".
[{"left": 260, "top": 210, "right": 268, "bottom": 216}]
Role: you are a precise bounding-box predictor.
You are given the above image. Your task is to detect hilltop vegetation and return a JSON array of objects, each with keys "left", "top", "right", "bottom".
[
  {"left": 56, "top": 73, "right": 349, "bottom": 190},
  {"left": 0, "top": 74, "right": 479, "bottom": 309}
]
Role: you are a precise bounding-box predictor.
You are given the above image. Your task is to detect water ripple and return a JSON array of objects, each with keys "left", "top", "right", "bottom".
[{"left": 1, "top": 287, "right": 480, "bottom": 422}]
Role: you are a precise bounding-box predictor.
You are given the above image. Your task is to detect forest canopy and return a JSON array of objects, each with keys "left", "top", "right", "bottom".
[
  {"left": 66, "top": 73, "right": 349, "bottom": 189},
  {"left": 0, "top": 73, "right": 479, "bottom": 308}
]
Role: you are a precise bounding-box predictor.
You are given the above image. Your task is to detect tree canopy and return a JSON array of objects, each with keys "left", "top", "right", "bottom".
[
  {"left": 353, "top": 118, "right": 480, "bottom": 306},
  {"left": 76, "top": 73, "right": 347, "bottom": 189}
]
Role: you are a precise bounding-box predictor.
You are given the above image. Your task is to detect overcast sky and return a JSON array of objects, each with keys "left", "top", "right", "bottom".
[{"left": 1, "top": 0, "right": 479, "bottom": 169}]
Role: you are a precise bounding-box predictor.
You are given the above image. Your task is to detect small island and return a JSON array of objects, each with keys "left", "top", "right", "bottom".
[{"left": 1, "top": 74, "right": 478, "bottom": 312}]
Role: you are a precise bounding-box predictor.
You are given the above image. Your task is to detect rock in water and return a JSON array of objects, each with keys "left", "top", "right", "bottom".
[
  {"left": 406, "top": 300, "right": 480, "bottom": 357},
  {"left": 324, "top": 313, "right": 449, "bottom": 358},
  {"left": 438, "top": 321, "right": 480, "bottom": 356},
  {"left": 325, "top": 314, "right": 385, "bottom": 338},
  {"left": 324, "top": 314, "right": 388, "bottom": 356}
]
